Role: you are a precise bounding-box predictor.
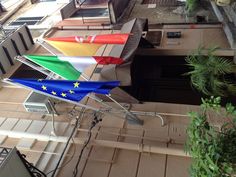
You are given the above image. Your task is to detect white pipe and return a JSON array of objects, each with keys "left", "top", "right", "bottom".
[
  {"left": 93, "top": 140, "right": 189, "bottom": 157},
  {"left": 0, "top": 130, "right": 69, "bottom": 142},
  {"left": 0, "top": 130, "right": 189, "bottom": 157}
]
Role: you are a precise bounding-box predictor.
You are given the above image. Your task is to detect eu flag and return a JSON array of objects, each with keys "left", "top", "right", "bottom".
[{"left": 10, "top": 79, "right": 120, "bottom": 102}]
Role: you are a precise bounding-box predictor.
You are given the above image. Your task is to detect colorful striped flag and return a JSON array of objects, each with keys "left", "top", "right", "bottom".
[
  {"left": 46, "top": 33, "right": 129, "bottom": 44},
  {"left": 8, "top": 79, "right": 120, "bottom": 103},
  {"left": 45, "top": 40, "right": 102, "bottom": 56},
  {"left": 24, "top": 55, "right": 124, "bottom": 80}
]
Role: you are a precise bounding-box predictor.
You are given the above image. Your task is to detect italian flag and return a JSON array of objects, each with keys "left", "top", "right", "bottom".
[{"left": 24, "top": 55, "right": 123, "bottom": 80}]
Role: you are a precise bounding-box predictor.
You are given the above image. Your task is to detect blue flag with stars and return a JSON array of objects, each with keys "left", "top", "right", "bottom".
[{"left": 10, "top": 79, "right": 120, "bottom": 102}]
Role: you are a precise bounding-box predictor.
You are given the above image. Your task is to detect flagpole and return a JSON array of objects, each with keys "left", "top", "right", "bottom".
[
  {"left": 15, "top": 56, "right": 51, "bottom": 77},
  {"left": 48, "top": 99, "right": 58, "bottom": 136},
  {"left": 79, "top": 74, "right": 143, "bottom": 125},
  {"left": 106, "top": 94, "right": 144, "bottom": 125},
  {"left": 36, "top": 38, "right": 58, "bottom": 56}
]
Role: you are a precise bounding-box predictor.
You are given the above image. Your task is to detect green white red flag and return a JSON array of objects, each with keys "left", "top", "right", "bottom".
[{"left": 23, "top": 55, "right": 123, "bottom": 80}]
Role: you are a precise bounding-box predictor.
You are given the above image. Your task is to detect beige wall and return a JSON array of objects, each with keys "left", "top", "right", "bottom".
[{"left": 138, "top": 25, "right": 233, "bottom": 57}]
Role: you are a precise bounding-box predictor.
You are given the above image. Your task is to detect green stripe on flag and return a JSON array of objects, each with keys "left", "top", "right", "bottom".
[{"left": 25, "top": 55, "right": 81, "bottom": 80}]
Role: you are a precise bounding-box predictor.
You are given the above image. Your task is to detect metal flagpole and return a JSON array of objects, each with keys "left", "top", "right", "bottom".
[
  {"left": 105, "top": 94, "right": 143, "bottom": 125},
  {"left": 78, "top": 75, "right": 163, "bottom": 125},
  {"left": 36, "top": 38, "right": 58, "bottom": 56},
  {"left": 15, "top": 56, "right": 50, "bottom": 76},
  {"left": 79, "top": 74, "right": 143, "bottom": 125},
  {"left": 48, "top": 99, "right": 59, "bottom": 136}
]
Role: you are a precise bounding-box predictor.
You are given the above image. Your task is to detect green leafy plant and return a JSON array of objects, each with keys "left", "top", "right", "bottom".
[
  {"left": 186, "top": 0, "right": 198, "bottom": 13},
  {"left": 186, "top": 96, "right": 236, "bottom": 177},
  {"left": 185, "top": 47, "right": 236, "bottom": 97}
]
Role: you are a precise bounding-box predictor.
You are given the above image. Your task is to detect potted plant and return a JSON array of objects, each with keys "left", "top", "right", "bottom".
[
  {"left": 186, "top": 96, "right": 236, "bottom": 177},
  {"left": 185, "top": 47, "right": 236, "bottom": 97},
  {"left": 186, "top": 0, "right": 198, "bottom": 14}
]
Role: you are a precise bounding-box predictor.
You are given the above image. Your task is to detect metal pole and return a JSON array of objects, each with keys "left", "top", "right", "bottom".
[
  {"left": 105, "top": 94, "right": 143, "bottom": 125},
  {"left": 77, "top": 71, "right": 90, "bottom": 82},
  {"left": 48, "top": 100, "right": 59, "bottom": 136},
  {"left": 15, "top": 56, "right": 50, "bottom": 76},
  {"left": 50, "top": 111, "right": 56, "bottom": 136},
  {"left": 80, "top": 74, "right": 143, "bottom": 125},
  {"left": 87, "top": 94, "right": 113, "bottom": 110},
  {"left": 36, "top": 38, "right": 58, "bottom": 56}
]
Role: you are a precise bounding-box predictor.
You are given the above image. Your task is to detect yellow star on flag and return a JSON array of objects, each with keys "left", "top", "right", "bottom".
[
  {"left": 73, "top": 82, "right": 80, "bottom": 88},
  {"left": 51, "top": 91, "right": 57, "bottom": 95},
  {"left": 69, "top": 90, "right": 75, "bottom": 94},
  {"left": 42, "top": 85, "right": 47, "bottom": 90},
  {"left": 61, "top": 93, "right": 67, "bottom": 97}
]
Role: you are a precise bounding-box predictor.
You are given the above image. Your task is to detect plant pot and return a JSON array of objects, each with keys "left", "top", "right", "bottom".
[{"left": 215, "top": 0, "right": 231, "bottom": 6}]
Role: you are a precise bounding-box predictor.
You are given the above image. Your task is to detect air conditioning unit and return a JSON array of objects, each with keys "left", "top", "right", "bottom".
[{"left": 23, "top": 92, "right": 54, "bottom": 114}]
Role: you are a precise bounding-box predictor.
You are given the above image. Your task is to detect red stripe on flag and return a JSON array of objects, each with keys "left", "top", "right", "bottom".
[
  {"left": 93, "top": 56, "right": 124, "bottom": 65},
  {"left": 46, "top": 33, "right": 130, "bottom": 44},
  {"left": 86, "top": 34, "right": 129, "bottom": 44}
]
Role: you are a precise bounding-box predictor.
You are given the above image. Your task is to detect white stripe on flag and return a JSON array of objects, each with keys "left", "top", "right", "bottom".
[
  {"left": 75, "top": 36, "right": 84, "bottom": 43},
  {"left": 59, "top": 56, "right": 97, "bottom": 72}
]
